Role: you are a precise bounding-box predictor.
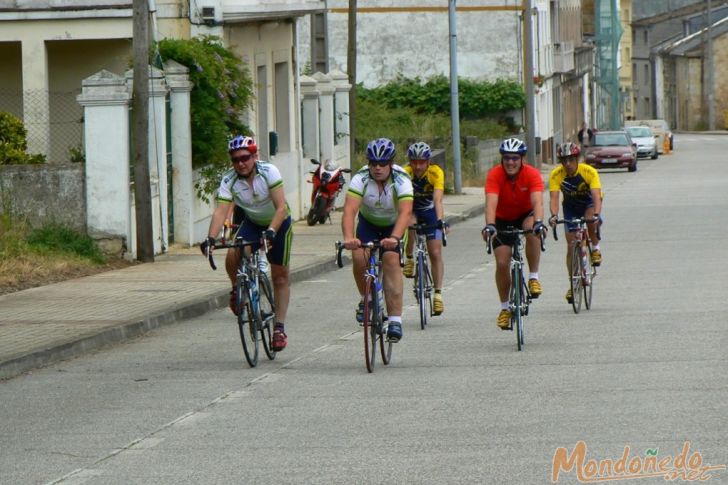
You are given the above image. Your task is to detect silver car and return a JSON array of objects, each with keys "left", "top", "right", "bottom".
[{"left": 625, "top": 126, "right": 659, "bottom": 159}]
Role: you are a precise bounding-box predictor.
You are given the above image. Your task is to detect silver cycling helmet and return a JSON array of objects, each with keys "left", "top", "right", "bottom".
[
  {"left": 407, "top": 142, "right": 432, "bottom": 161},
  {"left": 228, "top": 135, "right": 257, "bottom": 154}
]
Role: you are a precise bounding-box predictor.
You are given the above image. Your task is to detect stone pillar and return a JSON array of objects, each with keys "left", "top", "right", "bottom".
[
  {"left": 76, "top": 70, "right": 131, "bottom": 254},
  {"left": 330, "top": 69, "right": 352, "bottom": 169},
  {"left": 126, "top": 66, "right": 170, "bottom": 254},
  {"left": 164, "top": 60, "right": 195, "bottom": 246},
  {"left": 21, "top": 38, "right": 50, "bottom": 158},
  {"left": 313, "top": 72, "right": 335, "bottom": 164},
  {"left": 300, "top": 75, "right": 321, "bottom": 160}
]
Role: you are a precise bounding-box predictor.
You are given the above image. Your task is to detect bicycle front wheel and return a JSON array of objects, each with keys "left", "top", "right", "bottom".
[
  {"left": 258, "top": 272, "right": 277, "bottom": 360},
  {"left": 416, "top": 253, "right": 427, "bottom": 330},
  {"left": 511, "top": 268, "right": 524, "bottom": 351},
  {"left": 236, "top": 281, "right": 259, "bottom": 367},
  {"left": 583, "top": 245, "right": 593, "bottom": 310},
  {"left": 570, "top": 245, "right": 583, "bottom": 314},
  {"left": 362, "top": 277, "right": 378, "bottom": 373}
]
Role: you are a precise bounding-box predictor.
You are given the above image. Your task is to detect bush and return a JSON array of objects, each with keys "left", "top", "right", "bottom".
[
  {"left": 0, "top": 112, "right": 46, "bottom": 165},
  {"left": 158, "top": 36, "right": 255, "bottom": 200},
  {"left": 358, "top": 75, "right": 525, "bottom": 119}
]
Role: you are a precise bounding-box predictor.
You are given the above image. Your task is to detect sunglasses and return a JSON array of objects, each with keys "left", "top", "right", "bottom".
[
  {"left": 368, "top": 160, "right": 392, "bottom": 167},
  {"left": 561, "top": 156, "right": 579, "bottom": 164},
  {"left": 231, "top": 154, "right": 254, "bottom": 164},
  {"left": 502, "top": 155, "right": 521, "bottom": 162}
]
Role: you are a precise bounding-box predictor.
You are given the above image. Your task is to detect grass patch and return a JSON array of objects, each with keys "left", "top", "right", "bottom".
[
  {"left": 0, "top": 213, "right": 135, "bottom": 296},
  {"left": 26, "top": 224, "right": 106, "bottom": 264}
]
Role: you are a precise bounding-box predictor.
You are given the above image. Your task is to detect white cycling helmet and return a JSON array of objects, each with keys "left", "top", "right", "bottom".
[{"left": 228, "top": 135, "right": 257, "bottom": 154}]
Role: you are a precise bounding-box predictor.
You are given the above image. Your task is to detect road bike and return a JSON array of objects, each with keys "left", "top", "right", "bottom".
[
  {"left": 408, "top": 221, "right": 447, "bottom": 330},
  {"left": 486, "top": 228, "right": 545, "bottom": 351},
  {"left": 336, "top": 240, "right": 402, "bottom": 373},
  {"left": 206, "top": 234, "right": 277, "bottom": 367},
  {"left": 552, "top": 217, "right": 600, "bottom": 314}
]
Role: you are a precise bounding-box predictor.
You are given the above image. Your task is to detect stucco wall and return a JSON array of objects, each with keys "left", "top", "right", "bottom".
[
  {"left": 714, "top": 33, "right": 728, "bottom": 128},
  {"left": 0, "top": 163, "right": 85, "bottom": 231},
  {"left": 325, "top": 0, "right": 523, "bottom": 87}
]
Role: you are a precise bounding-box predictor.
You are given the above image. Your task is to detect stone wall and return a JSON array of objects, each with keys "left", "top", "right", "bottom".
[{"left": 0, "top": 163, "right": 85, "bottom": 230}]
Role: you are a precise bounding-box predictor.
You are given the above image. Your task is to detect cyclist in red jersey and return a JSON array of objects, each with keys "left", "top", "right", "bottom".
[{"left": 481, "top": 138, "right": 547, "bottom": 329}]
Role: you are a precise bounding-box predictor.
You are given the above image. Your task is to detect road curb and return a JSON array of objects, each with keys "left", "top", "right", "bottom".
[{"left": 0, "top": 205, "right": 483, "bottom": 381}]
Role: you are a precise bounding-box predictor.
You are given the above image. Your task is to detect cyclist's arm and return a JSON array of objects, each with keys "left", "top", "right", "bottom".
[
  {"left": 549, "top": 191, "right": 560, "bottom": 218},
  {"left": 207, "top": 200, "right": 232, "bottom": 239},
  {"left": 268, "top": 185, "right": 288, "bottom": 233},
  {"left": 341, "top": 193, "right": 361, "bottom": 242},
  {"left": 390, "top": 198, "right": 413, "bottom": 241},
  {"left": 433, "top": 188, "right": 444, "bottom": 221},
  {"left": 485, "top": 193, "right": 499, "bottom": 225},
  {"left": 590, "top": 188, "right": 602, "bottom": 215},
  {"left": 530, "top": 190, "right": 545, "bottom": 221}
]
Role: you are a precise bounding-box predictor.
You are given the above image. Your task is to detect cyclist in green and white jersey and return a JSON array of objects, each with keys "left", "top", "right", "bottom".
[{"left": 341, "top": 138, "right": 414, "bottom": 342}]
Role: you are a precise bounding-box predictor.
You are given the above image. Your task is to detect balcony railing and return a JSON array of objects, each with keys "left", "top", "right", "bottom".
[{"left": 553, "top": 41, "right": 575, "bottom": 73}]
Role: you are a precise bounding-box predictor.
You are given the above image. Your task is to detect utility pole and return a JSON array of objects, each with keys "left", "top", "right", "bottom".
[
  {"left": 132, "top": 0, "right": 155, "bottom": 262},
  {"left": 448, "top": 0, "right": 462, "bottom": 194},
  {"left": 707, "top": 0, "right": 715, "bottom": 130},
  {"left": 347, "top": 0, "right": 357, "bottom": 166},
  {"left": 523, "top": 0, "right": 537, "bottom": 167}
]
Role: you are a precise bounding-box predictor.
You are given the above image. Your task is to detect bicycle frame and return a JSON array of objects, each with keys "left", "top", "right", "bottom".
[
  {"left": 553, "top": 218, "right": 599, "bottom": 313},
  {"left": 486, "top": 227, "right": 544, "bottom": 351},
  {"left": 408, "top": 222, "right": 446, "bottom": 329},
  {"left": 206, "top": 235, "right": 277, "bottom": 366},
  {"left": 336, "top": 240, "right": 401, "bottom": 373}
]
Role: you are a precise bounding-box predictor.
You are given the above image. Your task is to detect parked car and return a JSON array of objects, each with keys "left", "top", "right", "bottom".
[
  {"left": 625, "top": 119, "right": 673, "bottom": 153},
  {"left": 584, "top": 131, "right": 638, "bottom": 172},
  {"left": 625, "top": 125, "right": 658, "bottom": 159}
]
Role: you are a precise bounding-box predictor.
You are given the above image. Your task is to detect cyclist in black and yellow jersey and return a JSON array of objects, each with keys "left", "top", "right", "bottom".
[
  {"left": 547, "top": 142, "right": 603, "bottom": 303},
  {"left": 402, "top": 142, "right": 448, "bottom": 315}
]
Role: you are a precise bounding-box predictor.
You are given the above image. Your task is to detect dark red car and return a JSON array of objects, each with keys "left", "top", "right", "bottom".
[{"left": 584, "top": 131, "right": 638, "bottom": 172}]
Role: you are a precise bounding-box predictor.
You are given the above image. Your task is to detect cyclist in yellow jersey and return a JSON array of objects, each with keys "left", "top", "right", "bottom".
[
  {"left": 402, "top": 142, "right": 448, "bottom": 315},
  {"left": 548, "top": 142, "right": 603, "bottom": 303}
]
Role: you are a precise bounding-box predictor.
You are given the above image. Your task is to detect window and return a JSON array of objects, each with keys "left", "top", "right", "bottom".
[
  {"left": 644, "top": 30, "right": 648, "bottom": 45},
  {"left": 644, "top": 64, "right": 649, "bottom": 82},
  {"left": 633, "top": 63, "right": 637, "bottom": 83},
  {"left": 274, "top": 61, "right": 290, "bottom": 152}
]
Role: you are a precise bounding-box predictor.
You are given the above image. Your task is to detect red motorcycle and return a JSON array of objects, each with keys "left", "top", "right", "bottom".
[{"left": 306, "top": 159, "right": 351, "bottom": 225}]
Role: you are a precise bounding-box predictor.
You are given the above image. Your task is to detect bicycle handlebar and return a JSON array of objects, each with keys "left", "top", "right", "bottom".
[
  {"left": 206, "top": 236, "right": 270, "bottom": 271},
  {"left": 334, "top": 240, "right": 403, "bottom": 269},
  {"left": 485, "top": 228, "right": 545, "bottom": 255},
  {"left": 408, "top": 220, "right": 448, "bottom": 247},
  {"left": 550, "top": 218, "right": 601, "bottom": 242}
]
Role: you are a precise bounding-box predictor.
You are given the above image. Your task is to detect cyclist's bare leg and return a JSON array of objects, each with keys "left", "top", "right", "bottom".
[
  {"left": 522, "top": 216, "right": 541, "bottom": 274},
  {"left": 270, "top": 263, "right": 289, "bottom": 323},
  {"left": 351, "top": 248, "right": 367, "bottom": 296},
  {"left": 381, "top": 251, "right": 404, "bottom": 316},
  {"left": 494, "top": 245, "right": 512, "bottom": 303},
  {"left": 564, "top": 231, "right": 577, "bottom": 273},
  {"left": 525, "top": 234, "right": 542, "bottom": 274},
  {"left": 427, "top": 238, "right": 444, "bottom": 289},
  {"left": 225, "top": 248, "right": 241, "bottom": 286},
  {"left": 585, "top": 208, "right": 600, "bottom": 247}
]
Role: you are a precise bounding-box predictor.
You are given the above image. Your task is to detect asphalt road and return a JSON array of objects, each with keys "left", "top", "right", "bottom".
[{"left": 2, "top": 134, "right": 727, "bottom": 484}]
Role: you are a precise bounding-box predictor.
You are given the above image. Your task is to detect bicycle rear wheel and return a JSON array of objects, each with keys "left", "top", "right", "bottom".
[
  {"left": 511, "top": 268, "right": 524, "bottom": 351},
  {"left": 236, "top": 279, "right": 259, "bottom": 367},
  {"left": 363, "top": 277, "right": 378, "bottom": 373},
  {"left": 416, "top": 253, "right": 427, "bottom": 330},
  {"left": 570, "top": 245, "right": 583, "bottom": 314},
  {"left": 258, "top": 272, "right": 277, "bottom": 360}
]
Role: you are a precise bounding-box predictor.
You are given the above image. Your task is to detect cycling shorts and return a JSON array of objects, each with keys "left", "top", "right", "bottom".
[
  {"left": 492, "top": 210, "right": 534, "bottom": 250},
  {"left": 413, "top": 208, "right": 444, "bottom": 241},
  {"left": 233, "top": 206, "right": 292, "bottom": 266},
  {"left": 562, "top": 203, "right": 594, "bottom": 233},
  {"left": 356, "top": 214, "right": 403, "bottom": 254}
]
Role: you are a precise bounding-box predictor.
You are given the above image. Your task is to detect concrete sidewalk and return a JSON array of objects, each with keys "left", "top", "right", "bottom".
[{"left": 0, "top": 187, "right": 486, "bottom": 380}]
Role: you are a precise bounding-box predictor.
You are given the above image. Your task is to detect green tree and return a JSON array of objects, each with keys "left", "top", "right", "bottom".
[{"left": 158, "top": 36, "right": 254, "bottom": 199}]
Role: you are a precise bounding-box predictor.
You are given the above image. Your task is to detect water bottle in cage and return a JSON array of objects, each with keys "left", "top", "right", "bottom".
[
  {"left": 258, "top": 251, "right": 270, "bottom": 274},
  {"left": 376, "top": 279, "right": 384, "bottom": 312}
]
